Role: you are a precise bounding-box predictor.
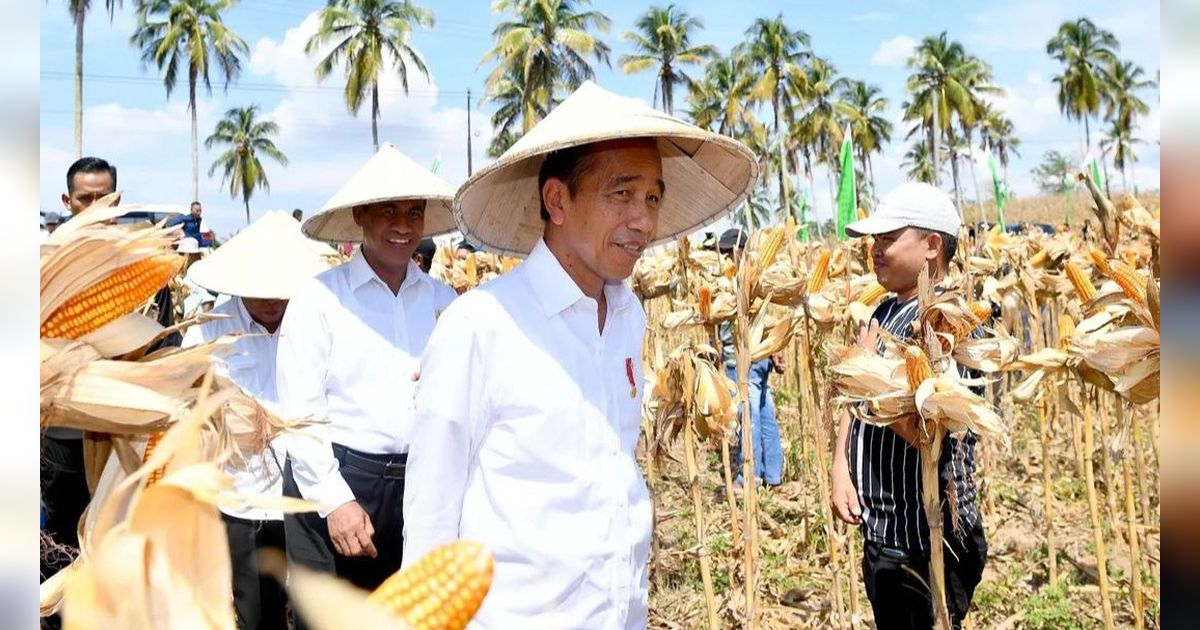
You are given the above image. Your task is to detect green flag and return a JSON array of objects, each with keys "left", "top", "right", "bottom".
[
  {"left": 988, "top": 154, "right": 1007, "bottom": 226},
  {"left": 835, "top": 127, "right": 856, "bottom": 240},
  {"left": 430, "top": 154, "right": 442, "bottom": 174},
  {"left": 797, "top": 183, "right": 810, "bottom": 242},
  {"left": 1088, "top": 153, "right": 1104, "bottom": 190}
]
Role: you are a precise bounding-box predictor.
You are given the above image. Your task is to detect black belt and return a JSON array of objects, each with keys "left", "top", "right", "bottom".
[{"left": 332, "top": 443, "right": 408, "bottom": 479}]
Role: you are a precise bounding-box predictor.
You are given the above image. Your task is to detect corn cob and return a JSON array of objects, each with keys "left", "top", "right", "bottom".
[
  {"left": 698, "top": 285, "right": 712, "bottom": 322},
  {"left": 856, "top": 281, "right": 887, "bottom": 306},
  {"left": 1058, "top": 314, "right": 1076, "bottom": 350},
  {"left": 1029, "top": 247, "right": 1049, "bottom": 267},
  {"left": 368, "top": 540, "right": 493, "bottom": 630},
  {"left": 807, "top": 250, "right": 831, "bottom": 294},
  {"left": 41, "top": 254, "right": 181, "bottom": 339},
  {"left": 756, "top": 227, "right": 787, "bottom": 271},
  {"left": 905, "top": 346, "right": 932, "bottom": 392},
  {"left": 1064, "top": 262, "right": 1096, "bottom": 302},
  {"left": 143, "top": 431, "right": 167, "bottom": 487},
  {"left": 1108, "top": 260, "right": 1147, "bottom": 306},
  {"left": 1088, "top": 248, "right": 1111, "bottom": 276},
  {"left": 956, "top": 301, "right": 993, "bottom": 339}
]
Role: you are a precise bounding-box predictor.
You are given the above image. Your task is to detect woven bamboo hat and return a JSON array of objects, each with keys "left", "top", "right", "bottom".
[
  {"left": 188, "top": 211, "right": 339, "bottom": 299},
  {"left": 454, "top": 81, "right": 759, "bottom": 256},
  {"left": 302, "top": 143, "right": 457, "bottom": 243}
]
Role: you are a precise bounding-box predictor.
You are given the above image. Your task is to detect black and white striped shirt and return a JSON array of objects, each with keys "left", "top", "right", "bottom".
[{"left": 846, "top": 296, "right": 982, "bottom": 551}]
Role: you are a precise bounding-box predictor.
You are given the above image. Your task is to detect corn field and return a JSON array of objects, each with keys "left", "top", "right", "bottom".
[{"left": 38, "top": 183, "right": 1159, "bottom": 629}]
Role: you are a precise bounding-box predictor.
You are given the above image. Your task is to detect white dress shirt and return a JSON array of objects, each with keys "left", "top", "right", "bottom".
[
  {"left": 403, "top": 239, "right": 652, "bottom": 629},
  {"left": 182, "top": 296, "right": 286, "bottom": 521},
  {"left": 276, "top": 249, "right": 456, "bottom": 516}
]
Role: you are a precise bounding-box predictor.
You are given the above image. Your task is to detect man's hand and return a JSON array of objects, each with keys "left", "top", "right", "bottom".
[
  {"left": 771, "top": 352, "right": 785, "bottom": 373},
  {"left": 327, "top": 501, "right": 377, "bottom": 558},
  {"left": 855, "top": 319, "right": 881, "bottom": 351},
  {"left": 831, "top": 457, "right": 862, "bottom": 525}
]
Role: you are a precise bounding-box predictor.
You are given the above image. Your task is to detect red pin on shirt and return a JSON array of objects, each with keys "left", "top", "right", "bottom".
[{"left": 625, "top": 358, "right": 637, "bottom": 399}]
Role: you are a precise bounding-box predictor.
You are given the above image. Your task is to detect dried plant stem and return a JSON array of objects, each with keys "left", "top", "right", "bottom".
[
  {"left": 710, "top": 324, "right": 742, "bottom": 549},
  {"left": 1097, "top": 393, "right": 1119, "bottom": 532},
  {"left": 683, "top": 425, "right": 720, "bottom": 629},
  {"left": 846, "top": 528, "right": 861, "bottom": 625},
  {"left": 735, "top": 295, "right": 758, "bottom": 628},
  {"left": 1132, "top": 408, "right": 1152, "bottom": 535},
  {"left": 1081, "top": 385, "right": 1116, "bottom": 630},
  {"left": 920, "top": 429, "right": 953, "bottom": 630},
  {"left": 1122, "top": 445, "right": 1145, "bottom": 630},
  {"left": 810, "top": 404, "right": 847, "bottom": 628},
  {"left": 1040, "top": 392, "right": 1058, "bottom": 585}
]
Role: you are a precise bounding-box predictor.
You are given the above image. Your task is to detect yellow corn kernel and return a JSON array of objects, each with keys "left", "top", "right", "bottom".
[
  {"left": 856, "top": 281, "right": 887, "bottom": 306},
  {"left": 1109, "top": 261, "right": 1147, "bottom": 306},
  {"left": 368, "top": 540, "right": 494, "bottom": 630},
  {"left": 1029, "top": 247, "right": 1049, "bottom": 267},
  {"left": 756, "top": 227, "right": 786, "bottom": 271},
  {"left": 1089, "top": 248, "right": 1111, "bottom": 276},
  {"left": 905, "top": 346, "right": 932, "bottom": 392},
  {"left": 698, "top": 285, "right": 712, "bottom": 322},
  {"left": 1064, "top": 262, "right": 1096, "bottom": 302},
  {"left": 143, "top": 431, "right": 166, "bottom": 487},
  {"left": 1058, "top": 315, "right": 1076, "bottom": 350},
  {"left": 41, "top": 254, "right": 181, "bottom": 340},
  {"left": 807, "top": 250, "right": 831, "bottom": 294}
]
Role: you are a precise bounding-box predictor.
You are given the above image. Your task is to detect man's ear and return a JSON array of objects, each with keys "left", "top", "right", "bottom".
[
  {"left": 61, "top": 193, "right": 71, "bottom": 211},
  {"left": 924, "top": 231, "right": 943, "bottom": 262},
  {"left": 351, "top": 206, "right": 365, "bottom": 227},
  {"left": 542, "top": 178, "right": 568, "bottom": 227}
]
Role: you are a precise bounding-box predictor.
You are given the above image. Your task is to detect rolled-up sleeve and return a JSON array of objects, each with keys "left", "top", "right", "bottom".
[
  {"left": 403, "top": 304, "right": 485, "bottom": 566},
  {"left": 275, "top": 280, "right": 354, "bottom": 517}
]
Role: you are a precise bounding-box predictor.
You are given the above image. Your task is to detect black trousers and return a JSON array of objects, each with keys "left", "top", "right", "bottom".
[
  {"left": 282, "top": 445, "right": 406, "bottom": 597},
  {"left": 224, "top": 514, "right": 287, "bottom": 630},
  {"left": 862, "top": 523, "right": 988, "bottom": 630},
  {"left": 40, "top": 436, "right": 90, "bottom": 578}
]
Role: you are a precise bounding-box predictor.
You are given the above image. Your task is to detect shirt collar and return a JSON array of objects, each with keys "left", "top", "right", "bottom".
[
  {"left": 525, "top": 238, "right": 634, "bottom": 318},
  {"left": 347, "top": 246, "right": 430, "bottom": 293}
]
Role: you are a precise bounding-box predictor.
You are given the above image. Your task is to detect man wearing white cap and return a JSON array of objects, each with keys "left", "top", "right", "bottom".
[
  {"left": 404, "top": 82, "right": 758, "bottom": 627},
  {"left": 830, "top": 182, "right": 988, "bottom": 630},
  {"left": 182, "top": 211, "right": 336, "bottom": 630},
  {"left": 276, "top": 144, "right": 458, "bottom": 596}
]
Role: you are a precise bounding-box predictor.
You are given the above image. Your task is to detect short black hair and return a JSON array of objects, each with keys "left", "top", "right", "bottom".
[
  {"left": 537, "top": 145, "right": 601, "bottom": 221},
  {"left": 914, "top": 227, "right": 958, "bottom": 267},
  {"left": 66, "top": 156, "right": 117, "bottom": 193},
  {"left": 191, "top": 201, "right": 202, "bottom": 208}
]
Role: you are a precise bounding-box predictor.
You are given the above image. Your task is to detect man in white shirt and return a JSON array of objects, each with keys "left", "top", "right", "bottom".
[
  {"left": 403, "top": 82, "right": 758, "bottom": 628},
  {"left": 278, "top": 144, "right": 459, "bottom": 596},
  {"left": 181, "top": 211, "right": 336, "bottom": 630}
]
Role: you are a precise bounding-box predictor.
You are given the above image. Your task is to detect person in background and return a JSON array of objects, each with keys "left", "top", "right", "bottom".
[
  {"left": 412, "top": 238, "right": 436, "bottom": 274},
  {"left": 182, "top": 211, "right": 335, "bottom": 630},
  {"left": 60, "top": 156, "right": 119, "bottom": 216},
  {"left": 44, "top": 211, "right": 63, "bottom": 234},
  {"left": 293, "top": 208, "right": 304, "bottom": 222},
  {"left": 167, "top": 201, "right": 213, "bottom": 247},
  {"left": 279, "top": 144, "right": 458, "bottom": 607},
  {"left": 454, "top": 239, "right": 476, "bottom": 260},
  {"left": 716, "top": 227, "right": 784, "bottom": 489}
]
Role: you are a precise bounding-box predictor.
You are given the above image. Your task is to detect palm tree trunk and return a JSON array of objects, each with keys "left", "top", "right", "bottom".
[
  {"left": 244, "top": 194, "right": 251, "bottom": 226},
  {"left": 189, "top": 70, "right": 199, "bottom": 203},
  {"left": 931, "top": 88, "right": 941, "bottom": 187},
  {"left": 947, "top": 127, "right": 963, "bottom": 212},
  {"left": 1084, "top": 115, "right": 1092, "bottom": 150},
  {"left": 74, "top": 11, "right": 84, "bottom": 160},
  {"left": 371, "top": 85, "right": 380, "bottom": 152},
  {"left": 774, "top": 97, "right": 786, "bottom": 219}
]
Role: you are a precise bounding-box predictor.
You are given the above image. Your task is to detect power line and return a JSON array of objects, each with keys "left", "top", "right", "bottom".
[{"left": 40, "top": 70, "right": 478, "bottom": 98}]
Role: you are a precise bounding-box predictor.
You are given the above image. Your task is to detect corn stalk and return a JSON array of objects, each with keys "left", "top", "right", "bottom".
[{"left": 1081, "top": 384, "right": 1116, "bottom": 629}]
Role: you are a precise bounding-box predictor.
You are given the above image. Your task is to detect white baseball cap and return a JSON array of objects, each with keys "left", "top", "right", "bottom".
[{"left": 845, "top": 182, "right": 961, "bottom": 237}]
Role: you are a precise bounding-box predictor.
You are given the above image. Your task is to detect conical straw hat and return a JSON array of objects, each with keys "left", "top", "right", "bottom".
[
  {"left": 454, "top": 81, "right": 759, "bottom": 256},
  {"left": 303, "top": 143, "right": 456, "bottom": 243},
  {"left": 188, "top": 211, "right": 339, "bottom": 299}
]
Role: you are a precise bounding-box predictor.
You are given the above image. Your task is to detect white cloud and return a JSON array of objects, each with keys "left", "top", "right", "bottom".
[
  {"left": 870, "top": 35, "right": 916, "bottom": 68},
  {"left": 985, "top": 75, "right": 1061, "bottom": 137}
]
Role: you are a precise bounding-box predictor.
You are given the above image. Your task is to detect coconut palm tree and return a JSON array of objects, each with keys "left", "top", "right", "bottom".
[
  {"left": 738, "top": 14, "right": 810, "bottom": 210},
  {"left": 67, "top": 0, "right": 123, "bottom": 159},
  {"left": 1102, "top": 58, "right": 1155, "bottom": 137},
  {"left": 132, "top": 0, "right": 248, "bottom": 202},
  {"left": 483, "top": 0, "right": 611, "bottom": 136},
  {"left": 903, "top": 140, "right": 941, "bottom": 185},
  {"left": 1100, "top": 117, "right": 1140, "bottom": 193},
  {"left": 619, "top": 4, "right": 716, "bottom": 115},
  {"left": 835, "top": 79, "right": 892, "bottom": 190},
  {"left": 205, "top": 105, "right": 288, "bottom": 224},
  {"left": 686, "top": 53, "right": 761, "bottom": 140},
  {"left": 977, "top": 103, "right": 1021, "bottom": 187},
  {"left": 905, "top": 33, "right": 993, "bottom": 207},
  {"left": 1047, "top": 17, "right": 1119, "bottom": 148},
  {"left": 305, "top": 0, "right": 435, "bottom": 152},
  {"left": 793, "top": 56, "right": 845, "bottom": 211}
]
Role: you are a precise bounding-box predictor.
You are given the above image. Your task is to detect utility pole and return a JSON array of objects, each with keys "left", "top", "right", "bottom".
[{"left": 466, "top": 89, "right": 474, "bottom": 176}]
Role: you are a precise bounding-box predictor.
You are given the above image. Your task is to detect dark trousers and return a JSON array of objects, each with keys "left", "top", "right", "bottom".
[
  {"left": 862, "top": 523, "right": 988, "bottom": 630},
  {"left": 40, "top": 436, "right": 90, "bottom": 578},
  {"left": 282, "top": 445, "right": 406, "bottom": 598},
  {"left": 224, "top": 514, "right": 287, "bottom": 630}
]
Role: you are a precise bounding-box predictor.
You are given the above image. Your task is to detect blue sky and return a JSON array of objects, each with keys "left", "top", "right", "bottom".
[{"left": 39, "top": 0, "right": 1160, "bottom": 240}]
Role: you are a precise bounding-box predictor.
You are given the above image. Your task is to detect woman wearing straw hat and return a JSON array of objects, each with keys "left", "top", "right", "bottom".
[
  {"left": 403, "top": 81, "right": 758, "bottom": 627},
  {"left": 276, "top": 143, "right": 458, "bottom": 599},
  {"left": 182, "top": 211, "right": 338, "bottom": 630}
]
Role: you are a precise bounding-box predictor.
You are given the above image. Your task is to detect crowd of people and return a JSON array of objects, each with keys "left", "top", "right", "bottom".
[{"left": 42, "top": 81, "right": 990, "bottom": 630}]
